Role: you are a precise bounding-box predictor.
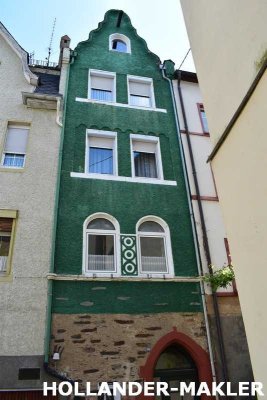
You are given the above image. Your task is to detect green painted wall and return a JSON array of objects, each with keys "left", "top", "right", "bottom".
[
  {"left": 53, "top": 281, "right": 202, "bottom": 314},
  {"left": 53, "top": 10, "right": 201, "bottom": 314}
]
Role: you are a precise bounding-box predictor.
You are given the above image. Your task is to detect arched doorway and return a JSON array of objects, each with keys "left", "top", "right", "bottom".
[
  {"left": 139, "top": 329, "right": 214, "bottom": 400},
  {"left": 154, "top": 345, "right": 199, "bottom": 399}
]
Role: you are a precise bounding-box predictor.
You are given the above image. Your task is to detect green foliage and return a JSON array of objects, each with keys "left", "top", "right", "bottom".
[
  {"left": 203, "top": 265, "right": 235, "bottom": 292},
  {"left": 255, "top": 49, "right": 267, "bottom": 71}
]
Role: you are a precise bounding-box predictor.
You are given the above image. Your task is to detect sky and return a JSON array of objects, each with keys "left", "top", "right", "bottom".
[{"left": 0, "top": 0, "right": 195, "bottom": 71}]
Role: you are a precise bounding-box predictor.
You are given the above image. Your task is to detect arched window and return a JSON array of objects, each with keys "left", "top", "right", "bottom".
[
  {"left": 109, "top": 33, "right": 131, "bottom": 54},
  {"left": 140, "top": 330, "right": 213, "bottom": 393},
  {"left": 84, "top": 213, "right": 120, "bottom": 275},
  {"left": 154, "top": 345, "right": 199, "bottom": 386},
  {"left": 136, "top": 216, "right": 174, "bottom": 276},
  {"left": 112, "top": 39, "right": 127, "bottom": 52}
]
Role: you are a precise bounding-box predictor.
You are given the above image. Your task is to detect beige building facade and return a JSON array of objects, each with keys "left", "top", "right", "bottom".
[
  {"left": 0, "top": 22, "right": 69, "bottom": 391},
  {"left": 172, "top": 70, "right": 253, "bottom": 388},
  {"left": 180, "top": 0, "right": 267, "bottom": 388}
]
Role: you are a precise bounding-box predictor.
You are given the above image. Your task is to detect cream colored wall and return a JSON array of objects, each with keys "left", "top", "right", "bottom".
[
  {"left": 174, "top": 81, "right": 217, "bottom": 197},
  {"left": 211, "top": 70, "right": 267, "bottom": 387},
  {"left": 180, "top": 0, "right": 267, "bottom": 385},
  {"left": 173, "top": 80, "right": 230, "bottom": 293},
  {"left": 0, "top": 35, "right": 60, "bottom": 355},
  {"left": 180, "top": 0, "right": 267, "bottom": 144}
]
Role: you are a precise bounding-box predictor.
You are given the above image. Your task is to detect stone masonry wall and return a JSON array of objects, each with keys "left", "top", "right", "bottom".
[{"left": 51, "top": 313, "right": 207, "bottom": 388}]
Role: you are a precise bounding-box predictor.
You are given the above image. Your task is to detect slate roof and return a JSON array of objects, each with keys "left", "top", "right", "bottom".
[{"left": 34, "top": 72, "right": 60, "bottom": 95}]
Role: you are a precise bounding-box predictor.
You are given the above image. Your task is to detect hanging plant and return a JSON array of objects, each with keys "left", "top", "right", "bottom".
[{"left": 202, "top": 265, "right": 235, "bottom": 292}]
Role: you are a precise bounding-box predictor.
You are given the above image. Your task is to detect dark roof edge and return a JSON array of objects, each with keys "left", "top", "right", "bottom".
[
  {"left": 174, "top": 69, "right": 198, "bottom": 83},
  {"left": 208, "top": 60, "right": 267, "bottom": 162},
  {"left": 0, "top": 21, "right": 38, "bottom": 85},
  {"left": 0, "top": 21, "right": 28, "bottom": 54}
]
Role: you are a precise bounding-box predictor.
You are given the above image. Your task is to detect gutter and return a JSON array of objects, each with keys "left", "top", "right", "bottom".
[
  {"left": 208, "top": 59, "right": 267, "bottom": 161},
  {"left": 176, "top": 70, "right": 229, "bottom": 387},
  {"left": 161, "top": 65, "right": 218, "bottom": 393},
  {"left": 43, "top": 60, "right": 70, "bottom": 366}
]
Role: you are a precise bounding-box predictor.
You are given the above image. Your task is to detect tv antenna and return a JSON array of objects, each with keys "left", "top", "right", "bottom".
[{"left": 46, "top": 18, "right": 56, "bottom": 66}]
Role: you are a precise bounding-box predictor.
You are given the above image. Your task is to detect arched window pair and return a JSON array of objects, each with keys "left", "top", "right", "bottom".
[
  {"left": 109, "top": 33, "right": 131, "bottom": 54},
  {"left": 83, "top": 213, "right": 173, "bottom": 276}
]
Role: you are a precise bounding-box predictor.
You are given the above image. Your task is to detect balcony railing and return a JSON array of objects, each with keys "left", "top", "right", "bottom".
[
  {"left": 141, "top": 256, "right": 167, "bottom": 273},
  {"left": 29, "top": 59, "right": 58, "bottom": 68},
  {"left": 91, "top": 89, "right": 113, "bottom": 102},
  {"left": 88, "top": 254, "right": 115, "bottom": 272},
  {"left": 130, "top": 94, "right": 151, "bottom": 108}
]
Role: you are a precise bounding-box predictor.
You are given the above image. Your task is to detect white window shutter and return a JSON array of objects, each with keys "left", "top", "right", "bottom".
[
  {"left": 132, "top": 140, "right": 157, "bottom": 153},
  {"left": 91, "top": 75, "right": 113, "bottom": 91},
  {"left": 5, "top": 127, "right": 29, "bottom": 154},
  {"left": 89, "top": 136, "right": 114, "bottom": 149},
  {"left": 129, "top": 81, "right": 151, "bottom": 97}
]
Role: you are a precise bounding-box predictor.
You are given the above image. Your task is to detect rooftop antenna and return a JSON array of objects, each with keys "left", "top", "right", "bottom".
[
  {"left": 29, "top": 51, "right": 35, "bottom": 65},
  {"left": 46, "top": 18, "right": 56, "bottom": 67}
]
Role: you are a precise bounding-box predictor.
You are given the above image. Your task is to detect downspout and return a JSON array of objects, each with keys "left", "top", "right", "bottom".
[
  {"left": 161, "top": 66, "right": 218, "bottom": 391},
  {"left": 176, "top": 70, "right": 229, "bottom": 386},
  {"left": 43, "top": 58, "right": 71, "bottom": 375}
]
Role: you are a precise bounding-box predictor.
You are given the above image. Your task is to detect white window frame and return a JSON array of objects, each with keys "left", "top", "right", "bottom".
[
  {"left": 130, "top": 134, "right": 164, "bottom": 181},
  {"left": 88, "top": 69, "right": 116, "bottom": 102},
  {"left": 1, "top": 124, "right": 30, "bottom": 169},
  {"left": 109, "top": 33, "right": 131, "bottom": 54},
  {"left": 83, "top": 213, "right": 121, "bottom": 277},
  {"left": 0, "top": 210, "right": 17, "bottom": 278},
  {"left": 136, "top": 216, "right": 174, "bottom": 278},
  {"left": 127, "top": 75, "right": 156, "bottom": 109},
  {"left": 85, "top": 129, "right": 118, "bottom": 177}
]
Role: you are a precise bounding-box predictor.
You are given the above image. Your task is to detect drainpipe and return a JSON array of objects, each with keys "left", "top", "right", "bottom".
[
  {"left": 176, "top": 70, "right": 229, "bottom": 387},
  {"left": 161, "top": 66, "right": 218, "bottom": 393},
  {"left": 43, "top": 54, "right": 71, "bottom": 373}
]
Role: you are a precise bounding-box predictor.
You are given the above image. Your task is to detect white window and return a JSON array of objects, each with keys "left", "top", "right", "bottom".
[
  {"left": 127, "top": 76, "right": 155, "bottom": 108},
  {"left": 0, "top": 211, "right": 17, "bottom": 277},
  {"left": 130, "top": 134, "right": 163, "bottom": 180},
  {"left": 84, "top": 213, "right": 120, "bottom": 276},
  {"left": 1, "top": 125, "right": 29, "bottom": 168},
  {"left": 137, "top": 217, "right": 174, "bottom": 277},
  {"left": 198, "top": 103, "right": 209, "bottom": 133},
  {"left": 109, "top": 33, "right": 131, "bottom": 54},
  {"left": 86, "top": 130, "right": 117, "bottom": 175},
  {"left": 88, "top": 70, "right": 116, "bottom": 102}
]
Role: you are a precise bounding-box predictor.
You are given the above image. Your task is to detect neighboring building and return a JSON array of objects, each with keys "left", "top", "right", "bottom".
[
  {"left": 172, "top": 70, "right": 254, "bottom": 387},
  {"left": 0, "top": 22, "right": 70, "bottom": 396},
  {"left": 180, "top": 0, "right": 267, "bottom": 389},
  {"left": 48, "top": 9, "right": 215, "bottom": 394}
]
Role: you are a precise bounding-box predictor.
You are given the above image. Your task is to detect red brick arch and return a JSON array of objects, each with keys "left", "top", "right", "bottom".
[{"left": 139, "top": 329, "right": 214, "bottom": 400}]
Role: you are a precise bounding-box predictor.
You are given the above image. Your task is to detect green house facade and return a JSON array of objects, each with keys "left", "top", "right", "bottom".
[{"left": 50, "top": 10, "right": 213, "bottom": 390}]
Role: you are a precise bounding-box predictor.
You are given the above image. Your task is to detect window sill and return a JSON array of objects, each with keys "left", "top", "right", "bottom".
[
  {"left": 47, "top": 273, "right": 200, "bottom": 282},
  {"left": 0, "top": 273, "right": 13, "bottom": 282},
  {"left": 76, "top": 97, "right": 167, "bottom": 113},
  {"left": 70, "top": 172, "right": 177, "bottom": 186},
  {"left": 0, "top": 166, "right": 24, "bottom": 173}
]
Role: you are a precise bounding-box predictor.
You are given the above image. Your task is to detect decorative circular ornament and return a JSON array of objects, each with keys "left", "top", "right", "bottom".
[
  {"left": 124, "top": 250, "right": 134, "bottom": 260},
  {"left": 124, "top": 237, "right": 133, "bottom": 247},
  {"left": 125, "top": 263, "right": 135, "bottom": 273}
]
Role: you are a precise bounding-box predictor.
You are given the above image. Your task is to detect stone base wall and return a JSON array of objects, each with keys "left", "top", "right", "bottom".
[
  {"left": 0, "top": 355, "right": 53, "bottom": 390},
  {"left": 206, "top": 295, "right": 254, "bottom": 397},
  {"left": 50, "top": 312, "right": 207, "bottom": 387}
]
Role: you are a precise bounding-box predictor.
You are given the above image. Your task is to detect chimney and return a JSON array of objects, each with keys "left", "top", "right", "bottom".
[{"left": 58, "top": 35, "right": 71, "bottom": 68}]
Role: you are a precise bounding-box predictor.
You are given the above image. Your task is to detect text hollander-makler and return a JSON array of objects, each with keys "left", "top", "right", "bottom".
[{"left": 43, "top": 380, "right": 264, "bottom": 397}]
